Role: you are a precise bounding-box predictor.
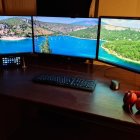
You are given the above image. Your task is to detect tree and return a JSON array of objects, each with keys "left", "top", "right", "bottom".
[{"left": 40, "top": 39, "right": 51, "bottom": 53}]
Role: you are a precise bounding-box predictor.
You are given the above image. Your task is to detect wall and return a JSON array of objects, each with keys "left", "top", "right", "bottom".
[
  {"left": 1, "top": 0, "right": 36, "bottom": 15},
  {"left": 98, "top": 0, "right": 139, "bottom": 17},
  {"left": 0, "top": 0, "right": 3, "bottom": 14},
  {"left": 0, "top": 0, "right": 140, "bottom": 17},
  {"left": 37, "top": 0, "right": 92, "bottom": 17}
]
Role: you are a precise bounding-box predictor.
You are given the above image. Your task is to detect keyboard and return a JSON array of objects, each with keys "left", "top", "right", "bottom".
[{"left": 32, "top": 73, "right": 96, "bottom": 92}]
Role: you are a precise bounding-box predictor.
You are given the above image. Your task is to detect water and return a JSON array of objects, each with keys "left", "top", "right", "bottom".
[
  {"left": 34, "top": 36, "right": 140, "bottom": 72},
  {"left": 98, "top": 41, "right": 140, "bottom": 72},
  {"left": 0, "top": 38, "right": 33, "bottom": 54},
  {"left": 34, "top": 36, "right": 97, "bottom": 59}
]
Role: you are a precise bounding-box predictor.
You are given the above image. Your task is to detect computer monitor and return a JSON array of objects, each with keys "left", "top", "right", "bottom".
[
  {"left": 33, "top": 16, "right": 98, "bottom": 61},
  {"left": 97, "top": 17, "right": 140, "bottom": 73},
  {"left": 0, "top": 16, "right": 33, "bottom": 55}
]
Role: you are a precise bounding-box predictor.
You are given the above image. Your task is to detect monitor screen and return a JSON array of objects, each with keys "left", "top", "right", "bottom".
[
  {"left": 0, "top": 16, "right": 33, "bottom": 55},
  {"left": 33, "top": 16, "right": 98, "bottom": 59},
  {"left": 98, "top": 17, "right": 140, "bottom": 73}
]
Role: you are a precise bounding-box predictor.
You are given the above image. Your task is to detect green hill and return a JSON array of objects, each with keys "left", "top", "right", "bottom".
[
  {"left": 68, "top": 25, "right": 98, "bottom": 39},
  {"left": 100, "top": 26, "right": 140, "bottom": 62},
  {"left": 0, "top": 17, "right": 32, "bottom": 37}
]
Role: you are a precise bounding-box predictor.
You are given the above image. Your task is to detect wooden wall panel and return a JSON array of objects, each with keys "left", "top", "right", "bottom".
[
  {"left": 0, "top": 0, "right": 3, "bottom": 14},
  {"left": 89, "top": 0, "right": 96, "bottom": 17},
  {"left": 98, "top": 0, "right": 138, "bottom": 17},
  {"left": 1, "top": 0, "right": 140, "bottom": 17},
  {"left": 136, "top": 0, "right": 140, "bottom": 17},
  {"left": 4, "top": 0, "right": 36, "bottom": 15}
]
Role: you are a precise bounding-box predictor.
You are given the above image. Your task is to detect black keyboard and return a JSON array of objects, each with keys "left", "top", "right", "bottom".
[{"left": 32, "top": 73, "right": 96, "bottom": 92}]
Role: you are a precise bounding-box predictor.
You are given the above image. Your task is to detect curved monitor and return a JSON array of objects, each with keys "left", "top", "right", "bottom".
[
  {"left": 33, "top": 16, "right": 98, "bottom": 60},
  {"left": 0, "top": 16, "right": 33, "bottom": 55},
  {"left": 97, "top": 16, "right": 140, "bottom": 73}
]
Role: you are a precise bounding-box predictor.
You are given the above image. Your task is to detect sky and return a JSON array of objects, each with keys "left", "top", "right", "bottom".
[
  {"left": 0, "top": 16, "right": 31, "bottom": 20},
  {"left": 0, "top": 16, "right": 98, "bottom": 25},
  {"left": 33, "top": 16, "right": 98, "bottom": 24},
  {"left": 102, "top": 18, "right": 140, "bottom": 28}
]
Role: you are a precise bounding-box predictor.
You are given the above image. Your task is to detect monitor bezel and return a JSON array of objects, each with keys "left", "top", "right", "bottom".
[
  {"left": 97, "top": 16, "right": 140, "bottom": 74},
  {"left": 0, "top": 15, "right": 34, "bottom": 56},
  {"left": 32, "top": 16, "right": 99, "bottom": 62}
]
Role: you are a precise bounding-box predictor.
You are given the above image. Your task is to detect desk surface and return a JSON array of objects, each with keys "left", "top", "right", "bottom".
[{"left": 0, "top": 60, "right": 140, "bottom": 131}]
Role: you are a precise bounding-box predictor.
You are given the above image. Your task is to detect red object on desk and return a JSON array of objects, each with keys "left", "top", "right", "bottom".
[
  {"left": 123, "top": 92, "right": 137, "bottom": 107},
  {"left": 129, "top": 90, "right": 140, "bottom": 98}
]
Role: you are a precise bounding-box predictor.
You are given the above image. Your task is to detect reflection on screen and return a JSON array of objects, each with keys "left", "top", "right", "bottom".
[
  {"left": 33, "top": 16, "right": 98, "bottom": 59},
  {"left": 98, "top": 17, "right": 140, "bottom": 73},
  {"left": 0, "top": 16, "right": 33, "bottom": 55}
]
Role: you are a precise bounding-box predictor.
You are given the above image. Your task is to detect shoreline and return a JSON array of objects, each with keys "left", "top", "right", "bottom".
[
  {"left": 38, "top": 35, "right": 97, "bottom": 41},
  {"left": 0, "top": 36, "right": 27, "bottom": 41},
  {"left": 102, "top": 45, "right": 140, "bottom": 65},
  {"left": 66, "top": 34, "right": 97, "bottom": 40}
]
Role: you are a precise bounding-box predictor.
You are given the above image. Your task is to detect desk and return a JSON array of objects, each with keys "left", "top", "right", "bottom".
[{"left": 0, "top": 60, "right": 140, "bottom": 139}]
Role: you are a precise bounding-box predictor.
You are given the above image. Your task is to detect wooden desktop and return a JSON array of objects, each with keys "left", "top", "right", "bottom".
[{"left": 0, "top": 56, "right": 140, "bottom": 140}]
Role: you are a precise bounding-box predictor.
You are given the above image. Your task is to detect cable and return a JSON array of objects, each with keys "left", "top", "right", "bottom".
[
  {"left": 128, "top": 105, "right": 140, "bottom": 125},
  {"left": 123, "top": 104, "right": 140, "bottom": 125},
  {"left": 103, "top": 65, "right": 117, "bottom": 79}
]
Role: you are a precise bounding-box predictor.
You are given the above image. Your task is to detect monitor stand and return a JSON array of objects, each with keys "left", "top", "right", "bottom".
[
  {"left": 22, "top": 56, "right": 27, "bottom": 69},
  {"left": 30, "top": 55, "right": 95, "bottom": 74}
]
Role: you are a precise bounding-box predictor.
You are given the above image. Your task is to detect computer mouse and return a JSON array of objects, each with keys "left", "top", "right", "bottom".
[{"left": 110, "top": 80, "right": 120, "bottom": 90}]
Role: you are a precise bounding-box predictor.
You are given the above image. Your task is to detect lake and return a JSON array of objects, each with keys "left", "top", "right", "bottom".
[
  {"left": 34, "top": 36, "right": 97, "bottom": 59},
  {"left": 0, "top": 38, "right": 33, "bottom": 54}
]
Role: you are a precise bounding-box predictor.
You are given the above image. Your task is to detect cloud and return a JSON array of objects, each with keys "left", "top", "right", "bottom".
[{"left": 102, "top": 18, "right": 140, "bottom": 28}]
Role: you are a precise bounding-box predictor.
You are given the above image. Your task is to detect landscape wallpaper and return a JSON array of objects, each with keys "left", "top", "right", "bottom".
[
  {"left": 0, "top": 16, "right": 33, "bottom": 54},
  {"left": 33, "top": 17, "right": 98, "bottom": 59},
  {"left": 98, "top": 18, "right": 140, "bottom": 72}
]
